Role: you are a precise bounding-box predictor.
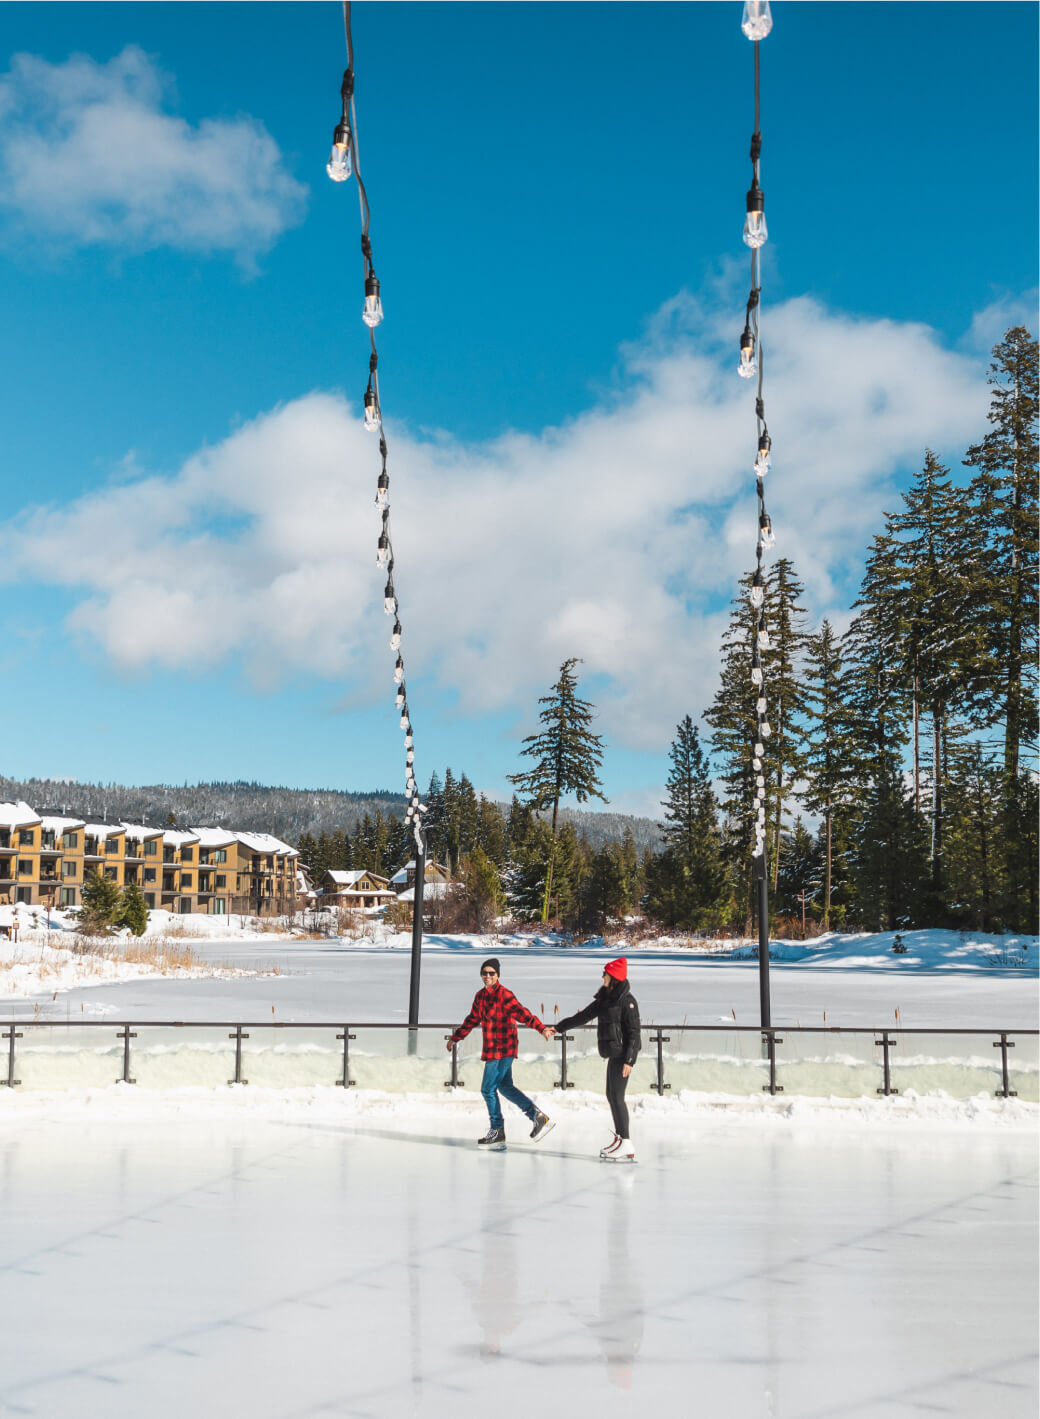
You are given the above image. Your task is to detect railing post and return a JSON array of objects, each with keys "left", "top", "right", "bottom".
[
  {"left": 4, "top": 1026, "right": 21, "bottom": 1088},
  {"left": 444, "top": 1036, "right": 465, "bottom": 1089},
  {"left": 228, "top": 1025, "right": 249, "bottom": 1085},
  {"left": 761, "top": 1028, "right": 783, "bottom": 1095},
  {"left": 875, "top": 1030, "right": 898, "bottom": 1096},
  {"left": 554, "top": 1033, "right": 575, "bottom": 1090},
  {"left": 994, "top": 1032, "right": 1017, "bottom": 1099},
  {"left": 652, "top": 1029, "right": 670, "bottom": 1096},
  {"left": 336, "top": 1027, "right": 356, "bottom": 1088},
  {"left": 117, "top": 1025, "right": 136, "bottom": 1085}
]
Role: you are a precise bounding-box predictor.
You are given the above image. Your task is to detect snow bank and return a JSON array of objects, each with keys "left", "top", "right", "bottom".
[
  {"left": 0, "top": 1081, "right": 1033, "bottom": 1131},
  {"left": 0, "top": 935, "right": 271, "bottom": 999}
]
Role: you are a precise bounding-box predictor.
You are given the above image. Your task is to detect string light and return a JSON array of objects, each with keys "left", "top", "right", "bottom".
[
  {"left": 326, "top": 3, "right": 427, "bottom": 853},
  {"left": 738, "top": 6, "right": 776, "bottom": 869}
]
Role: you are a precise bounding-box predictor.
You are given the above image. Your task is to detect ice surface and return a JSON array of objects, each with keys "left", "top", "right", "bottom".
[{"left": 0, "top": 1092, "right": 1035, "bottom": 1418}]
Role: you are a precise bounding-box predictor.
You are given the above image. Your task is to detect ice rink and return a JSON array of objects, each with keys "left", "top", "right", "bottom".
[{"left": 1, "top": 1095, "right": 1036, "bottom": 1419}]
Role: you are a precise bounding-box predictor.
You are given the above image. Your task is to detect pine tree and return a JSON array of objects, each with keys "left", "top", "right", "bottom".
[
  {"left": 457, "top": 775, "right": 480, "bottom": 865},
  {"left": 475, "top": 795, "right": 507, "bottom": 865},
  {"left": 774, "top": 819, "right": 820, "bottom": 924},
  {"left": 80, "top": 869, "right": 122, "bottom": 935},
  {"left": 508, "top": 659, "right": 607, "bottom": 922},
  {"left": 460, "top": 846, "right": 504, "bottom": 932},
  {"left": 764, "top": 559, "right": 809, "bottom": 891},
  {"left": 422, "top": 772, "right": 446, "bottom": 864},
  {"left": 116, "top": 882, "right": 149, "bottom": 936},
  {"left": 648, "top": 717, "right": 728, "bottom": 928},
  {"left": 802, "top": 619, "right": 852, "bottom": 929}
]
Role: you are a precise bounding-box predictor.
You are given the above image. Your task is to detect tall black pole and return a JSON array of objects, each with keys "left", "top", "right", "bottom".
[
  {"left": 758, "top": 872, "right": 771, "bottom": 1027},
  {"left": 407, "top": 838, "right": 426, "bottom": 1053}
]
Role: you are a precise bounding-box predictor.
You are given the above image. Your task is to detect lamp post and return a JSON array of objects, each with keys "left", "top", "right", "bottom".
[{"left": 407, "top": 838, "right": 426, "bottom": 1054}]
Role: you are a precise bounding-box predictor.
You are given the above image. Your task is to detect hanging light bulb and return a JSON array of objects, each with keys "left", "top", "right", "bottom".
[
  {"left": 377, "top": 533, "right": 390, "bottom": 569},
  {"left": 394, "top": 656, "right": 404, "bottom": 685},
  {"left": 405, "top": 733, "right": 414, "bottom": 749},
  {"left": 395, "top": 687, "right": 405, "bottom": 708},
  {"left": 363, "top": 274, "right": 384, "bottom": 329},
  {"left": 364, "top": 387, "right": 381, "bottom": 432},
  {"left": 755, "top": 432, "right": 771, "bottom": 477},
  {"left": 756, "top": 696, "right": 767, "bottom": 716},
  {"left": 406, "top": 748, "right": 414, "bottom": 765},
  {"left": 760, "top": 719, "right": 772, "bottom": 738},
  {"left": 749, "top": 571, "right": 765, "bottom": 609},
  {"left": 741, "top": 0, "right": 773, "bottom": 40},
  {"left": 743, "top": 184, "right": 768, "bottom": 249},
  {"left": 739, "top": 326, "right": 758, "bottom": 380},
  {"left": 751, "top": 665, "right": 763, "bottom": 687},
  {"left": 753, "top": 756, "right": 762, "bottom": 771},
  {"left": 376, "top": 471, "right": 390, "bottom": 509},
  {"left": 759, "top": 512, "right": 775, "bottom": 550},
  {"left": 755, "top": 740, "right": 765, "bottom": 756},
  {"left": 400, "top": 706, "right": 410, "bottom": 730},
  {"left": 757, "top": 626, "right": 771, "bottom": 651},
  {"left": 390, "top": 619, "right": 402, "bottom": 650},
  {"left": 756, "top": 775, "right": 766, "bottom": 789},
  {"left": 326, "top": 121, "right": 352, "bottom": 182},
  {"left": 384, "top": 582, "right": 397, "bottom": 616}
]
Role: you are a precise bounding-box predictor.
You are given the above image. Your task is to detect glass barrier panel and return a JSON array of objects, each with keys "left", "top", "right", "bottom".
[
  {"left": 132, "top": 1025, "right": 236, "bottom": 1089},
  {"left": 890, "top": 1033, "right": 1009, "bottom": 1099},
  {"left": 1009, "top": 1034, "right": 1038, "bottom": 1102},
  {"left": 662, "top": 1028, "right": 770, "bottom": 1095},
  {"left": 240, "top": 1026, "right": 342, "bottom": 1088},
  {"left": 14, "top": 1025, "right": 122, "bottom": 1090},
  {"left": 774, "top": 1030, "right": 880, "bottom": 1098}
]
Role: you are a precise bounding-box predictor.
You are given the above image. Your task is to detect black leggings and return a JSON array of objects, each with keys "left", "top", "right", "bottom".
[{"left": 606, "top": 1057, "right": 630, "bottom": 1137}]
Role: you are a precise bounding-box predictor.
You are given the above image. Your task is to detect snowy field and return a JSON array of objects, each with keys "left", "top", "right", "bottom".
[{"left": 1, "top": 929, "right": 1036, "bottom": 1416}]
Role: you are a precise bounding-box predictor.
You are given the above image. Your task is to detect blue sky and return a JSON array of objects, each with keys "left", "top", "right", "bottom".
[{"left": 0, "top": 2, "right": 1036, "bottom": 816}]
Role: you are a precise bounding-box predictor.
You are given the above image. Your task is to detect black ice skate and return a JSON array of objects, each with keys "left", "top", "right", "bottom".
[
  {"left": 478, "top": 1127, "right": 506, "bottom": 1151},
  {"left": 529, "top": 1111, "right": 555, "bottom": 1141}
]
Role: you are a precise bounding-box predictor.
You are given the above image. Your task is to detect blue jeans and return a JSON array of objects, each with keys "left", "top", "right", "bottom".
[{"left": 481, "top": 1057, "right": 537, "bottom": 1130}]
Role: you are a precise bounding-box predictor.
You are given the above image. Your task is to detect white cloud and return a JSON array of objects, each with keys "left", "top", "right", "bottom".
[
  {"left": 0, "top": 295, "right": 992, "bottom": 750},
  {"left": 0, "top": 47, "right": 306, "bottom": 262},
  {"left": 960, "top": 289, "right": 1039, "bottom": 356}
]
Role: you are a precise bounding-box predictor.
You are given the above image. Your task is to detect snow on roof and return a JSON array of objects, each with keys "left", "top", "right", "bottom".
[
  {"left": 84, "top": 823, "right": 124, "bottom": 838},
  {"left": 334, "top": 887, "right": 398, "bottom": 900},
  {"left": 390, "top": 867, "right": 409, "bottom": 884},
  {"left": 39, "top": 815, "right": 86, "bottom": 833},
  {"left": 120, "top": 822, "right": 163, "bottom": 841},
  {"left": 396, "top": 881, "right": 452, "bottom": 902},
  {"left": 326, "top": 870, "right": 365, "bottom": 886},
  {"left": 234, "top": 831, "right": 298, "bottom": 857},
  {"left": 0, "top": 801, "right": 41, "bottom": 829},
  {"left": 190, "top": 827, "right": 238, "bottom": 848},
  {"left": 162, "top": 829, "right": 201, "bottom": 846}
]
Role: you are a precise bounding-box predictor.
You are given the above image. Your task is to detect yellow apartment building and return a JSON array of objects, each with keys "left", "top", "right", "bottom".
[{"left": 0, "top": 802, "right": 298, "bottom": 918}]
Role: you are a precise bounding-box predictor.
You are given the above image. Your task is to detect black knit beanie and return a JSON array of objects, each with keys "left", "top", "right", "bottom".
[{"left": 480, "top": 957, "right": 501, "bottom": 976}]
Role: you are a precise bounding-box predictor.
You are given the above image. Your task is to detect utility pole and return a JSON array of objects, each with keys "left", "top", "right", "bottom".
[{"left": 407, "top": 837, "right": 426, "bottom": 1054}]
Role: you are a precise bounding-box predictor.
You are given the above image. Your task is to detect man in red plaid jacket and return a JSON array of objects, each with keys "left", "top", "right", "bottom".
[{"left": 448, "top": 957, "right": 556, "bottom": 1150}]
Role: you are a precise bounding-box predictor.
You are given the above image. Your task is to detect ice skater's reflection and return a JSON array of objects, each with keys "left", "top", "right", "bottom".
[
  {"left": 464, "top": 1161, "right": 522, "bottom": 1359},
  {"left": 592, "top": 1171, "right": 644, "bottom": 1387}
]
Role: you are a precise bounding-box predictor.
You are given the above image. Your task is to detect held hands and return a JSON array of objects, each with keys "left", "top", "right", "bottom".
[{"left": 542, "top": 1026, "right": 556, "bottom": 1041}]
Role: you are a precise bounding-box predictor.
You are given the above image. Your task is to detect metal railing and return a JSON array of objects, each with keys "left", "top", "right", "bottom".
[{"left": 0, "top": 1021, "right": 1035, "bottom": 1099}]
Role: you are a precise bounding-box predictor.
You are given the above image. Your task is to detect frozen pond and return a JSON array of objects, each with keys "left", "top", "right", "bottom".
[
  {"left": 0, "top": 1094, "right": 1035, "bottom": 1418},
  {"left": 4, "top": 939, "right": 1036, "bottom": 1030}
]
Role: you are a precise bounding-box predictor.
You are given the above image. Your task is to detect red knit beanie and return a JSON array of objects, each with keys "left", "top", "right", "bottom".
[{"left": 604, "top": 957, "right": 627, "bottom": 981}]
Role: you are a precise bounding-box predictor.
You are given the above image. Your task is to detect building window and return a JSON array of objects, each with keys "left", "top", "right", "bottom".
[
  {"left": 17, "top": 860, "right": 33, "bottom": 876},
  {"left": 63, "top": 832, "right": 78, "bottom": 849},
  {"left": 62, "top": 861, "right": 77, "bottom": 879},
  {"left": 41, "top": 831, "right": 56, "bottom": 849},
  {"left": 18, "top": 830, "right": 34, "bottom": 847},
  {"left": 16, "top": 886, "right": 31, "bottom": 903},
  {"left": 106, "top": 839, "right": 119, "bottom": 854},
  {"left": 104, "top": 867, "right": 117, "bottom": 882},
  {"left": 215, "top": 849, "right": 227, "bottom": 864},
  {"left": 213, "top": 898, "right": 227, "bottom": 915},
  {"left": 143, "top": 840, "right": 157, "bottom": 856},
  {"left": 60, "top": 888, "right": 76, "bottom": 906},
  {"left": 144, "top": 868, "right": 156, "bottom": 884},
  {"left": 144, "top": 892, "right": 155, "bottom": 908},
  {"left": 181, "top": 848, "right": 194, "bottom": 863},
  {"left": 180, "top": 873, "right": 193, "bottom": 889},
  {"left": 179, "top": 898, "right": 192, "bottom": 914},
  {"left": 215, "top": 875, "right": 226, "bottom": 889}
]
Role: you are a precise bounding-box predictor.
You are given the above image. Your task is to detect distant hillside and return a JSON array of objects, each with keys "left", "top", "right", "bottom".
[{"left": 0, "top": 776, "right": 664, "bottom": 853}]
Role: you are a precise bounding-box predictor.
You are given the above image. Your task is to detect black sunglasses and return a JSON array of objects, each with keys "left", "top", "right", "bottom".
[{"left": 480, "top": 969, "right": 498, "bottom": 977}]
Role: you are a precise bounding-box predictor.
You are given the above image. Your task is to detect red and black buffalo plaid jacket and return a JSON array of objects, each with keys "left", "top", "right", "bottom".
[{"left": 449, "top": 984, "right": 545, "bottom": 1061}]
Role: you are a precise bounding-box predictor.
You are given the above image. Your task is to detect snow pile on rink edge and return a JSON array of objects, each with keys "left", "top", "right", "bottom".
[{"left": 0, "top": 1083, "right": 1034, "bottom": 1131}]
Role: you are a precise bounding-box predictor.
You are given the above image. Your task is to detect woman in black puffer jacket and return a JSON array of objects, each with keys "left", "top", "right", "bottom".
[{"left": 554, "top": 957, "right": 641, "bottom": 1163}]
